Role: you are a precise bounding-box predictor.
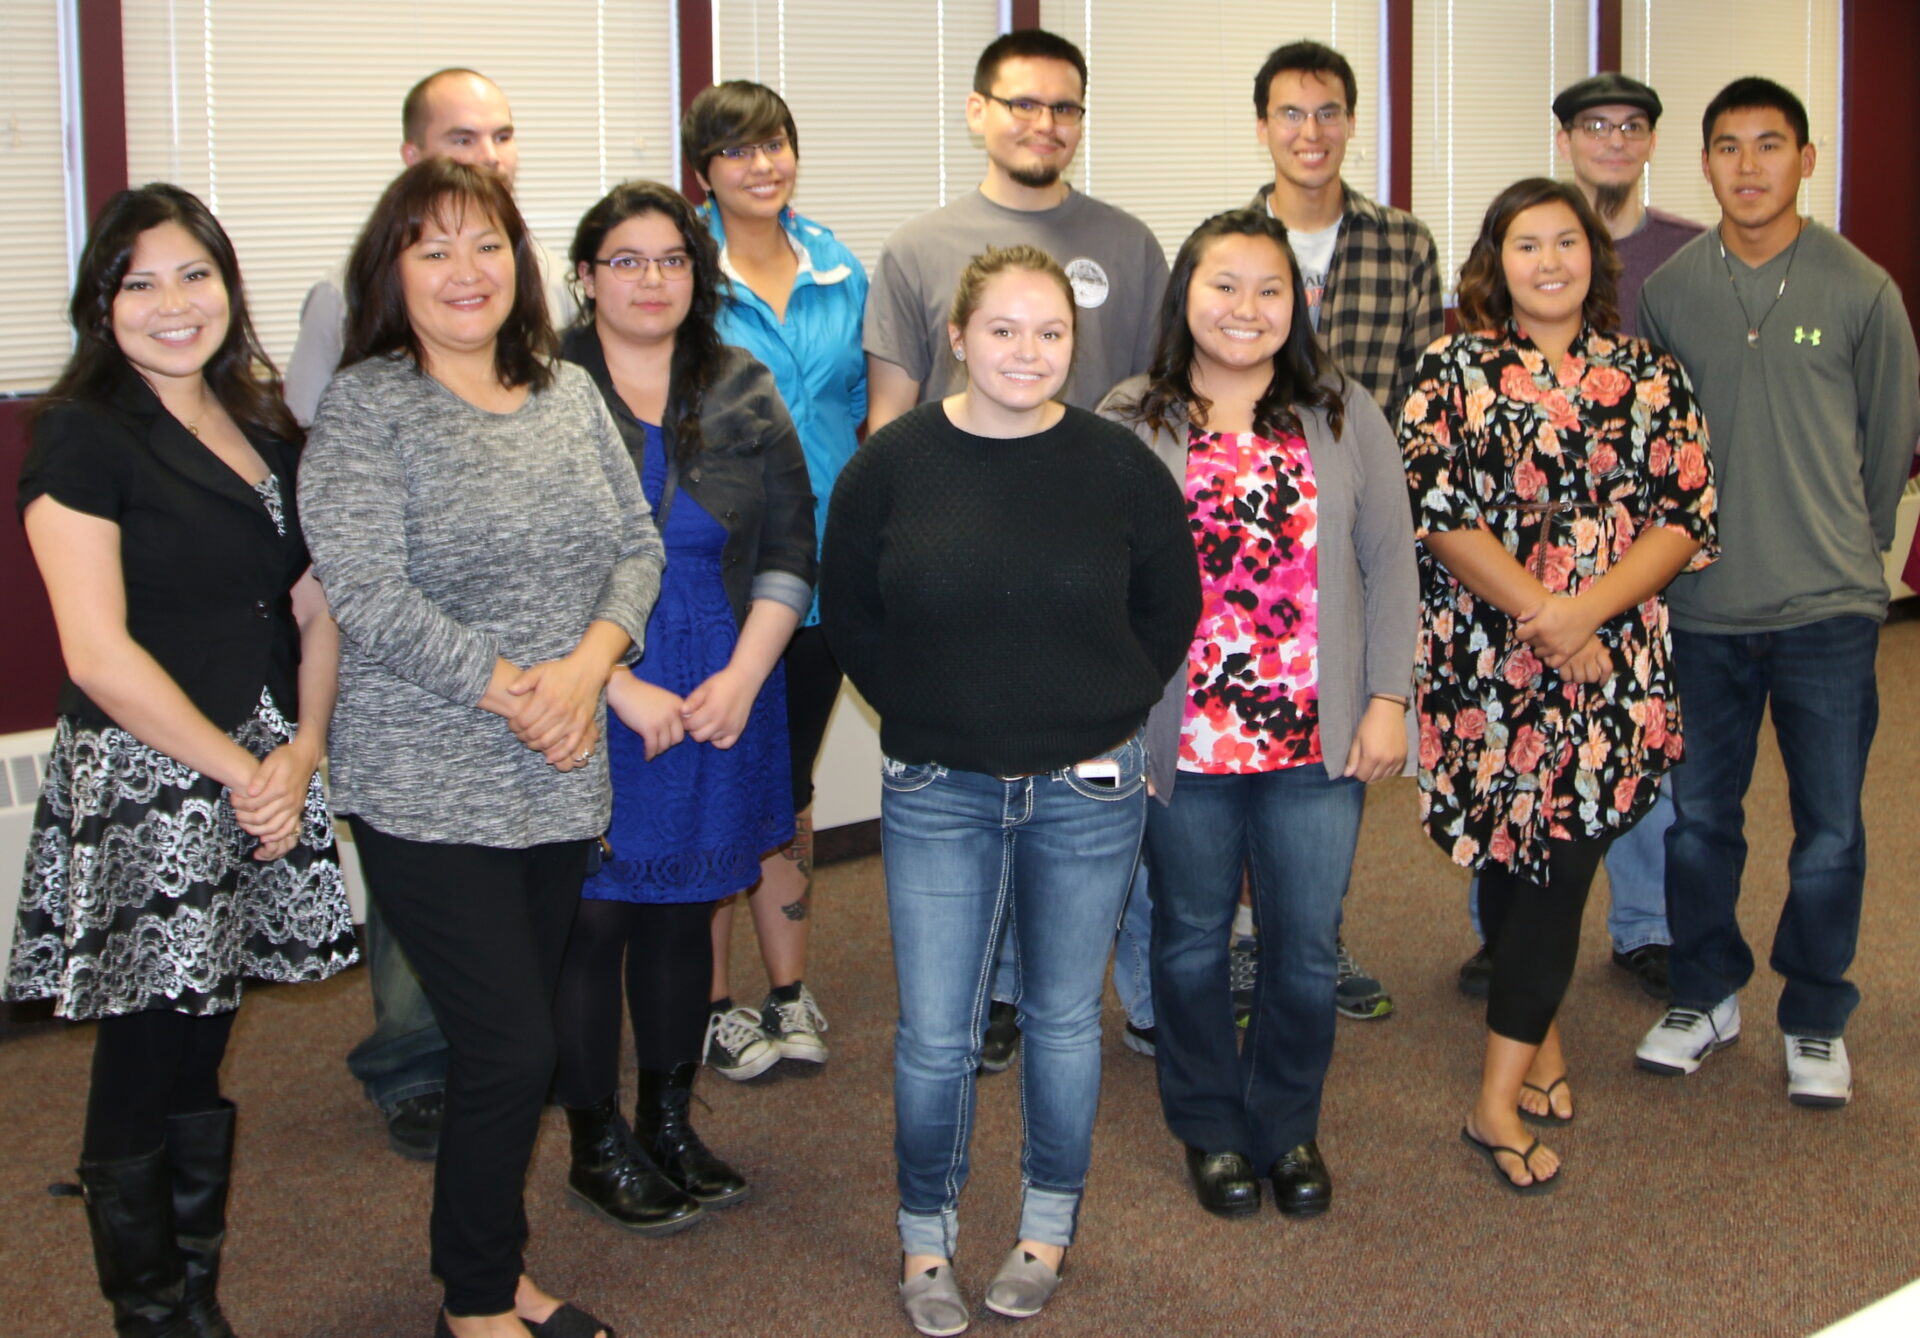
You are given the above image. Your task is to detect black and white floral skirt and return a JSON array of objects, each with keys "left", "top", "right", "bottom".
[{"left": 5, "top": 688, "right": 358, "bottom": 1020}]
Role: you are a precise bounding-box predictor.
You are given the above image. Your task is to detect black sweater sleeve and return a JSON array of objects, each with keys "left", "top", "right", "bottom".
[
  {"left": 818, "top": 432, "right": 887, "bottom": 710},
  {"left": 1123, "top": 445, "right": 1203, "bottom": 688}
]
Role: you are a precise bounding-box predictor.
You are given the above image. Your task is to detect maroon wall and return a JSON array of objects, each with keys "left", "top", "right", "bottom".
[
  {"left": 1841, "top": 0, "right": 1920, "bottom": 336},
  {"left": 0, "top": 402, "right": 62, "bottom": 734}
]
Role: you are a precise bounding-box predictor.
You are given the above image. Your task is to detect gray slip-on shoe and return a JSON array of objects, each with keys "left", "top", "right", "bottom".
[
  {"left": 899, "top": 1262, "right": 969, "bottom": 1337},
  {"left": 983, "top": 1248, "right": 1064, "bottom": 1320}
]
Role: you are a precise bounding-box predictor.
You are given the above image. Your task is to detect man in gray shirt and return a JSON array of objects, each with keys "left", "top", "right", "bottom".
[
  {"left": 863, "top": 28, "right": 1168, "bottom": 429},
  {"left": 1632, "top": 78, "right": 1920, "bottom": 1108},
  {"left": 863, "top": 29, "right": 1169, "bottom": 1070}
]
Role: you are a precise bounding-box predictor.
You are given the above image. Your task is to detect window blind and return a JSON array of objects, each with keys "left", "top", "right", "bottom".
[
  {"left": 120, "top": 0, "right": 680, "bottom": 371},
  {"left": 1620, "top": 0, "right": 1841, "bottom": 230},
  {"left": 709, "top": 0, "right": 1000, "bottom": 271},
  {"left": 0, "top": 0, "right": 81, "bottom": 394},
  {"left": 1050, "top": 0, "right": 1384, "bottom": 261},
  {"left": 1410, "top": 0, "right": 1591, "bottom": 298}
]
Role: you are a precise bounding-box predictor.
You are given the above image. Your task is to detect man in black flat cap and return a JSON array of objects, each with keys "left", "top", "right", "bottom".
[
  {"left": 1553, "top": 71, "right": 1705, "bottom": 336},
  {"left": 1456, "top": 72, "right": 1703, "bottom": 1006}
]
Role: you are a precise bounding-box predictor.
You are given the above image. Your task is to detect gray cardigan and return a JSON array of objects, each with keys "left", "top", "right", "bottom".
[
  {"left": 1098, "top": 375, "right": 1418, "bottom": 801},
  {"left": 300, "top": 355, "right": 665, "bottom": 847}
]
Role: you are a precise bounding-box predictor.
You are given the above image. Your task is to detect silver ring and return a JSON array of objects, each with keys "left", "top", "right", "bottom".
[{"left": 575, "top": 751, "right": 593, "bottom": 763}]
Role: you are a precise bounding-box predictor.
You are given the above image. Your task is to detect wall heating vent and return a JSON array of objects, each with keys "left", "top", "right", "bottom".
[{"left": 0, "top": 730, "right": 56, "bottom": 933}]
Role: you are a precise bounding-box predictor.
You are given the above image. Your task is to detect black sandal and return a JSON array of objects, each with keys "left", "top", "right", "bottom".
[
  {"left": 1518, "top": 1074, "right": 1575, "bottom": 1126},
  {"left": 526, "top": 1301, "right": 616, "bottom": 1338},
  {"left": 1460, "top": 1126, "right": 1560, "bottom": 1195}
]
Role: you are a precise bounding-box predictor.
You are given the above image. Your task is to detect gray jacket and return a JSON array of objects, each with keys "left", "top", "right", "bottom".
[{"left": 1098, "top": 375, "right": 1419, "bottom": 802}]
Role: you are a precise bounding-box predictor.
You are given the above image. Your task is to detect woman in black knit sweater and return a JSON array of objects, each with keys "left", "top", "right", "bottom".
[{"left": 821, "top": 246, "right": 1200, "bottom": 1335}]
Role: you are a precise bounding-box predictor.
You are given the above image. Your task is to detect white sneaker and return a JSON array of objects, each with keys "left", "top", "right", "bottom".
[
  {"left": 761, "top": 984, "right": 830, "bottom": 1066},
  {"left": 1635, "top": 994, "right": 1741, "bottom": 1075},
  {"left": 703, "top": 1005, "right": 780, "bottom": 1081},
  {"left": 1784, "top": 1034, "right": 1852, "bottom": 1108}
]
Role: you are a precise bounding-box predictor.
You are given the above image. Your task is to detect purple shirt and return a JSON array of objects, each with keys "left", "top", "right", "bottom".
[{"left": 1613, "top": 206, "right": 1706, "bottom": 338}]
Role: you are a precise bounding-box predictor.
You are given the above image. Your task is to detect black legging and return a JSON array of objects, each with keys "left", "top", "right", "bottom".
[
  {"left": 1480, "top": 835, "right": 1611, "bottom": 1044},
  {"left": 551, "top": 897, "right": 716, "bottom": 1107},
  {"left": 84, "top": 1008, "right": 237, "bottom": 1162}
]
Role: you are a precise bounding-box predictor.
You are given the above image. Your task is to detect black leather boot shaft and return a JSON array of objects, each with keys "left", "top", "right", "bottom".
[
  {"left": 563, "top": 1096, "right": 703, "bottom": 1235},
  {"left": 633, "top": 1064, "right": 749, "bottom": 1206},
  {"left": 78, "top": 1148, "right": 193, "bottom": 1338},
  {"left": 165, "top": 1101, "right": 237, "bottom": 1338}
]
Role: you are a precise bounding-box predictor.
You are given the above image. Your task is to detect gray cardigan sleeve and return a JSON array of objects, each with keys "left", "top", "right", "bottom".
[
  {"left": 584, "top": 390, "right": 665, "bottom": 662},
  {"left": 299, "top": 373, "right": 502, "bottom": 706},
  {"left": 1340, "top": 381, "right": 1420, "bottom": 700}
]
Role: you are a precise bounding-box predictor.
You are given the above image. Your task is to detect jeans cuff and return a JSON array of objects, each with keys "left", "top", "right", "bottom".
[
  {"left": 1015, "top": 1185, "right": 1081, "bottom": 1249},
  {"left": 1610, "top": 935, "right": 1672, "bottom": 954},
  {"left": 897, "top": 1206, "right": 958, "bottom": 1258}
]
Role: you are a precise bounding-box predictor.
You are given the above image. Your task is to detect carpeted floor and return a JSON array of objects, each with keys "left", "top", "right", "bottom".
[{"left": 5, "top": 608, "right": 1917, "bottom": 1338}]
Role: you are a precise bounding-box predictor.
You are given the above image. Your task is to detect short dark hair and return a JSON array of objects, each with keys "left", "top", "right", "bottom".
[
  {"left": 39, "top": 182, "right": 298, "bottom": 445},
  {"left": 681, "top": 80, "right": 800, "bottom": 183},
  {"left": 1253, "top": 40, "right": 1357, "bottom": 117},
  {"left": 342, "top": 159, "right": 554, "bottom": 391},
  {"left": 568, "top": 180, "right": 726, "bottom": 465},
  {"left": 974, "top": 29, "right": 1087, "bottom": 97},
  {"left": 1119, "top": 209, "right": 1346, "bottom": 442},
  {"left": 1701, "top": 75, "right": 1810, "bottom": 149},
  {"left": 401, "top": 68, "right": 491, "bottom": 145},
  {"left": 1455, "top": 178, "right": 1621, "bottom": 334}
]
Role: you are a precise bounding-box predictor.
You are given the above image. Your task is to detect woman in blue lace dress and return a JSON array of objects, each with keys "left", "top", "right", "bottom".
[{"left": 548, "top": 181, "right": 815, "bottom": 1235}]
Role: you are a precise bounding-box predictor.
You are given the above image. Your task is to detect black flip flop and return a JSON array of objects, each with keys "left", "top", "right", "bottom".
[
  {"left": 1460, "top": 1126, "right": 1560, "bottom": 1195},
  {"left": 527, "top": 1303, "right": 617, "bottom": 1338},
  {"left": 1519, "top": 1074, "right": 1575, "bottom": 1126}
]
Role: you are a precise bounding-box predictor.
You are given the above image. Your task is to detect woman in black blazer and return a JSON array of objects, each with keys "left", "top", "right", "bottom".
[{"left": 5, "top": 184, "right": 356, "bottom": 1336}]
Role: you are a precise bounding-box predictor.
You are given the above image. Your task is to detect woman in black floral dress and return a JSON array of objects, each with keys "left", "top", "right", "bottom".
[
  {"left": 1399, "top": 179, "right": 1715, "bottom": 1193},
  {"left": 7, "top": 185, "right": 356, "bottom": 1333}
]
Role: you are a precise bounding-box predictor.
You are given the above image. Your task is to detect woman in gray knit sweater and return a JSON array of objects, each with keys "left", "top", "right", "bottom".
[{"left": 299, "top": 161, "right": 662, "bottom": 1338}]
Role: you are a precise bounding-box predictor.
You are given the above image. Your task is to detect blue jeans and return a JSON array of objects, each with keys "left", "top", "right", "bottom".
[
  {"left": 1664, "top": 617, "right": 1880, "bottom": 1037},
  {"left": 1145, "top": 767, "right": 1363, "bottom": 1167},
  {"left": 881, "top": 735, "right": 1147, "bottom": 1257},
  {"left": 1467, "top": 784, "right": 1676, "bottom": 953},
  {"left": 345, "top": 896, "right": 449, "bottom": 1113},
  {"left": 990, "top": 861, "right": 1154, "bottom": 1029}
]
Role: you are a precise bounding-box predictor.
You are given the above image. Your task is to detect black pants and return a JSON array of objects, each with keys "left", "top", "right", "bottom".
[
  {"left": 347, "top": 818, "right": 589, "bottom": 1318},
  {"left": 551, "top": 897, "right": 715, "bottom": 1107},
  {"left": 84, "top": 1008, "right": 237, "bottom": 1161},
  {"left": 1480, "top": 835, "right": 1611, "bottom": 1044},
  {"left": 782, "top": 624, "right": 844, "bottom": 812}
]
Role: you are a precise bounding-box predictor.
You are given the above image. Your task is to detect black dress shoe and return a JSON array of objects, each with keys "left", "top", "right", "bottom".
[
  {"left": 1612, "top": 944, "right": 1672, "bottom": 1001},
  {"left": 979, "top": 1000, "right": 1020, "bottom": 1074},
  {"left": 385, "top": 1092, "right": 443, "bottom": 1161},
  {"left": 1269, "top": 1140, "right": 1332, "bottom": 1217},
  {"left": 1183, "top": 1145, "right": 1261, "bottom": 1218},
  {"left": 1457, "top": 944, "right": 1492, "bottom": 999}
]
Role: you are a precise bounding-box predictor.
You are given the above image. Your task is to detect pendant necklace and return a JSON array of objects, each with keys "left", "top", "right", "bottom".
[{"left": 1718, "top": 218, "right": 1804, "bottom": 347}]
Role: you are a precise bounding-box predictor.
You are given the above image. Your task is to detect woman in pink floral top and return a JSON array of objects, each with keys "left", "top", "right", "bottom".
[
  {"left": 1103, "top": 210, "right": 1417, "bottom": 1221},
  {"left": 1400, "top": 179, "right": 1716, "bottom": 1194}
]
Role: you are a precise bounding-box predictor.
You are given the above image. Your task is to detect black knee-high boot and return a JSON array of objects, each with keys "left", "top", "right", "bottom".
[
  {"left": 79, "top": 1149, "right": 192, "bottom": 1338},
  {"left": 165, "top": 1101, "right": 237, "bottom": 1338},
  {"left": 564, "top": 1095, "right": 704, "bottom": 1235},
  {"left": 633, "top": 1065, "right": 748, "bottom": 1207}
]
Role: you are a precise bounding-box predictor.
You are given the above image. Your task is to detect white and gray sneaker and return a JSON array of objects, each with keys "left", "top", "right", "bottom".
[
  {"left": 1635, "top": 994, "right": 1741, "bottom": 1075},
  {"left": 704, "top": 1005, "right": 780, "bottom": 1082},
  {"left": 1784, "top": 1034, "right": 1852, "bottom": 1108},
  {"left": 761, "top": 983, "right": 830, "bottom": 1067}
]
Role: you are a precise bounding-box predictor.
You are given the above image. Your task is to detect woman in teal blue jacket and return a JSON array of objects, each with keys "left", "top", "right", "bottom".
[{"left": 684, "top": 80, "right": 868, "bottom": 1080}]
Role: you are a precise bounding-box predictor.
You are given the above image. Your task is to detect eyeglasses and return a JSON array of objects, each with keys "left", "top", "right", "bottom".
[
  {"left": 715, "top": 137, "right": 790, "bottom": 161},
  {"left": 1575, "top": 116, "right": 1652, "bottom": 142},
  {"left": 593, "top": 253, "right": 692, "bottom": 281},
  {"left": 1269, "top": 105, "right": 1349, "bottom": 130},
  {"left": 982, "top": 94, "right": 1087, "bottom": 124}
]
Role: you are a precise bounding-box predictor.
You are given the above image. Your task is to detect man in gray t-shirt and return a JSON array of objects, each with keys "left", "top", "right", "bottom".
[{"left": 863, "top": 30, "right": 1168, "bottom": 430}]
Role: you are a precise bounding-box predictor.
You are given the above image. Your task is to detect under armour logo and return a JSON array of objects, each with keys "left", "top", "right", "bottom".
[{"left": 1795, "top": 326, "right": 1822, "bottom": 346}]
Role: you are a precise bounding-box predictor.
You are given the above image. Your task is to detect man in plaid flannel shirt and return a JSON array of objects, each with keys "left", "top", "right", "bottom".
[
  {"left": 1244, "top": 41, "right": 1442, "bottom": 418},
  {"left": 1230, "top": 40, "right": 1442, "bottom": 1023}
]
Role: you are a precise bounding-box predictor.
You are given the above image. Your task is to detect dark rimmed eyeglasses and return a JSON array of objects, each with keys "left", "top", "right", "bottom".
[{"left": 982, "top": 94, "right": 1087, "bottom": 124}]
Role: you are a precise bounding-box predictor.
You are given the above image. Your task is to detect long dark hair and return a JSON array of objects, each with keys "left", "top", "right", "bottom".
[
  {"left": 1455, "top": 177, "right": 1621, "bottom": 334},
  {"left": 341, "top": 159, "right": 555, "bottom": 391},
  {"left": 1122, "top": 209, "right": 1345, "bottom": 441},
  {"left": 568, "top": 180, "right": 726, "bottom": 465},
  {"left": 38, "top": 183, "right": 299, "bottom": 444}
]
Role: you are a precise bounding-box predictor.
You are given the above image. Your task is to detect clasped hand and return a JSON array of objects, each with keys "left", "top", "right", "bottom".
[
  {"left": 230, "top": 737, "right": 320, "bottom": 862},
  {"left": 497, "top": 655, "right": 603, "bottom": 771},
  {"left": 1515, "top": 594, "right": 1612, "bottom": 686}
]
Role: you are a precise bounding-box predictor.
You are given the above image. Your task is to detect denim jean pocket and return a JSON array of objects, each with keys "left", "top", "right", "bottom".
[
  {"left": 880, "top": 755, "right": 944, "bottom": 793},
  {"left": 1062, "top": 733, "right": 1146, "bottom": 802}
]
